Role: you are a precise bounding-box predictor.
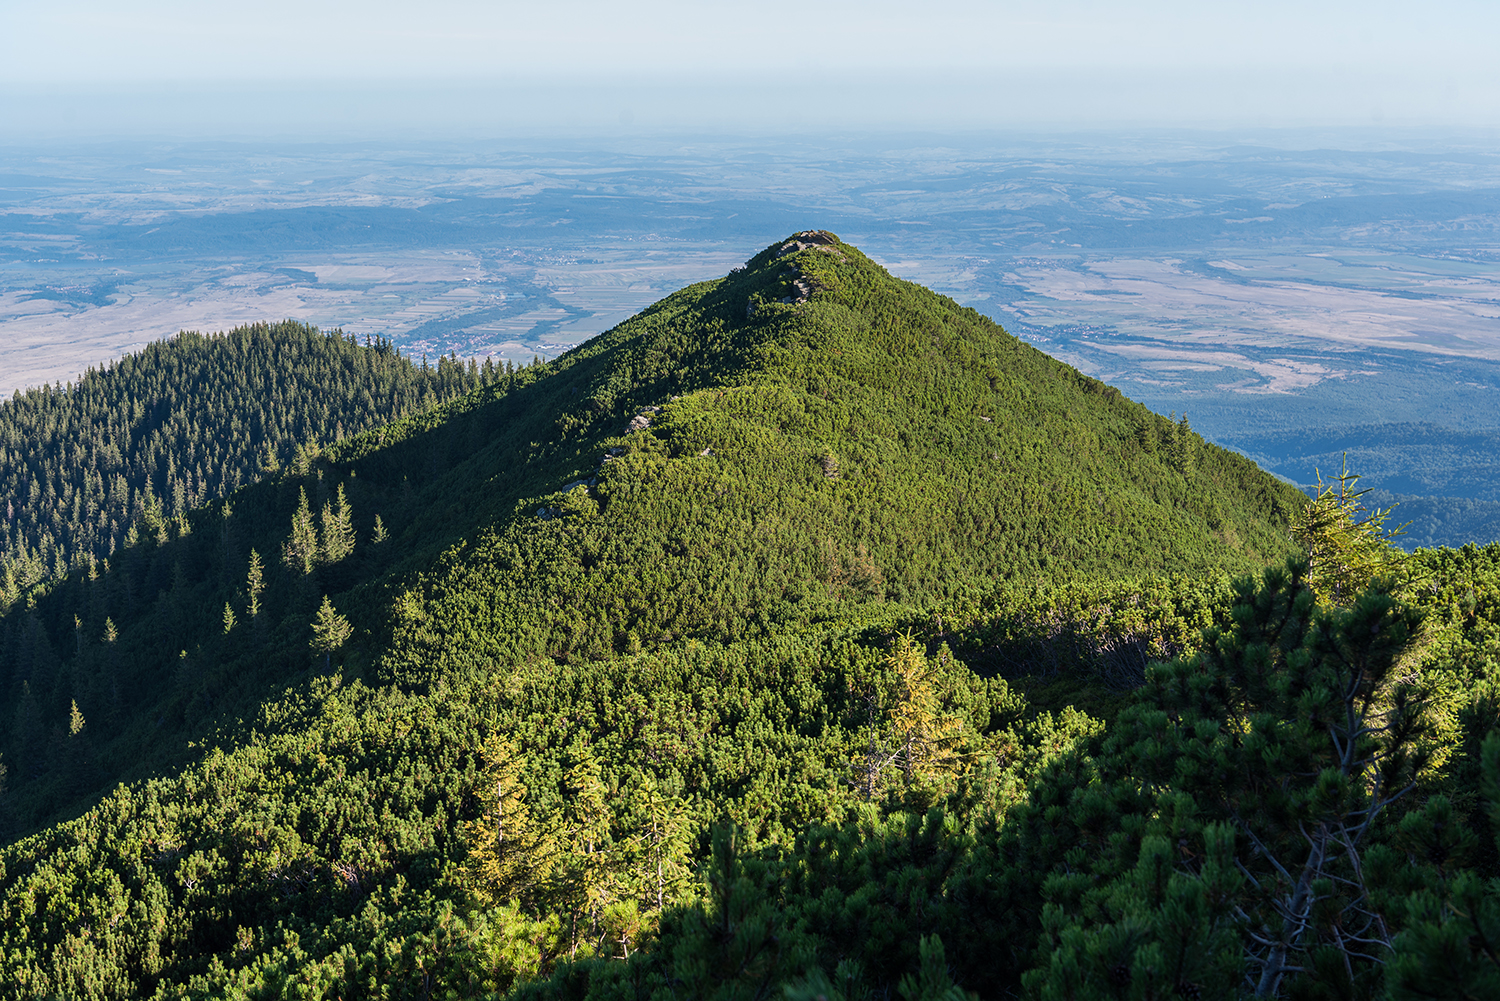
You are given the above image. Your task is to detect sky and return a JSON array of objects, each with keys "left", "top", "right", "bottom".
[{"left": 2, "top": 0, "right": 1499, "bottom": 138}]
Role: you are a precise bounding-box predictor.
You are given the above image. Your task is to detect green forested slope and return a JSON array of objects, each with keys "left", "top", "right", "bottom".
[
  {"left": 0, "top": 322, "right": 493, "bottom": 592},
  {"left": 6, "top": 231, "right": 1295, "bottom": 831},
  {"left": 6, "top": 233, "right": 1495, "bottom": 999}
]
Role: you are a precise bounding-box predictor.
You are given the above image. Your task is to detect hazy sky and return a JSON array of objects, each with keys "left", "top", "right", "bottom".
[{"left": 2, "top": 0, "right": 1499, "bottom": 136}]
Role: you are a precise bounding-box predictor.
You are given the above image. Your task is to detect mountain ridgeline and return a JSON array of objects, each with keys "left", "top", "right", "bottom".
[{"left": 0, "top": 233, "right": 1496, "bottom": 1000}]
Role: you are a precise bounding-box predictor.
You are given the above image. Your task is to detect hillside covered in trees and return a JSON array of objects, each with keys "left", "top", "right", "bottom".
[
  {"left": 0, "top": 232, "right": 1496, "bottom": 1000},
  {"left": 0, "top": 322, "right": 499, "bottom": 594}
]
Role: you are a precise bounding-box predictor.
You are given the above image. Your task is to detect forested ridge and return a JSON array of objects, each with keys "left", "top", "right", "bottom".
[
  {"left": 0, "top": 321, "right": 496, "bottom": 594},
  {"left": 0, "top": 232, "right": 1496, "bottom": 1000}
]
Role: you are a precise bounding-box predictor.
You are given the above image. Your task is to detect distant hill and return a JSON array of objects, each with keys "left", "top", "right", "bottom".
[
  {"left": 1362, "top": 489, "right": 1500, "bottom": 550},
  {"left": 1221, "top": 421, "right": 1500, "bottom": 548},
  {"left": 17, "top": 233, "right": 1472, "bottom": 1000},
  {"left": 0, "top": 321, "right": 495, "bottom": 593}
]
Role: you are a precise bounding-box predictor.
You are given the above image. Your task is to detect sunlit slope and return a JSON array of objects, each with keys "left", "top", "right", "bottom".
[
  {"left": 356, "top": 230, "right": 1299, "bottom": 679},
  {"left": 3, "top": 231, "right": 1302, "bottom": 823}
]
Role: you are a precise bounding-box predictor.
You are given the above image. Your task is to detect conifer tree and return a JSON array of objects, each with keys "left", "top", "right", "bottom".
[
  {"left": 245, "top": 549, "right": 264, "bottom": 618},
  {"left": 319, "top": 484, "right": 356, "bottom": 565},
  {"left": 62, "top": 699, "right": 90, "bottom": 796},
  {"left": 635, "top": 774, "right": 693, "bottom": 915},
  {"left": 222, "top": 602, "right": 236, "bottom": 634},
  {"left": 282, "top": 488, "right": 318, "bottom": 575},
  {"left": 667, "top": 828, "right": 812, "bottom": 998},
  {"left": 859, "top": 636, "right": 965, "bottom": 802},
  {"left": 1294, "top": 455, "right": 1409, "bottom": 606},
  {"left": 1176, "top": 412, "right": 1196, "bottom": 475},
  {"left": 1385, "top": 732, "right": 1500, "bottom": 998},
  {"left": 459, "top": 733, "right": 556, "bottom": 908},
  {"left": 1166, "top": 411, "right": 1197, "bottom": 477},
  {"left": 1135, "top": 414, "right": 1159, "bottom": 455},
  {"left": 218, "top": 501, "right": 234, "bottom": 576},
  {"left": 897, "top": 937, "right": 970, "bottom": 1001},
  {"left": 141, "top": 490, "right": 169, "bottom": 547},
  {"left": 371, "top": 514, "right": 389, "bottom": 545},
  {"left": 562, "top": 747, "right": 623, "bottom": 959},
  {"left": 309, "top": 595, "right": 351, "bottom": 670},
  {"left": 0, "top": 565, "right": 18, "bottom": 611},
  {"left": 100, "top": 615, "right": 122, "bottom": 728},
  {"left": 888, "top": 637, "right": 964, "bottom": 784}
]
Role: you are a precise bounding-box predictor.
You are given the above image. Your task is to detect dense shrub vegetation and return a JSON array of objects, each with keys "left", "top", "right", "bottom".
[{"left": 0, "top": 232, "right": 1495, "bottom": 999}]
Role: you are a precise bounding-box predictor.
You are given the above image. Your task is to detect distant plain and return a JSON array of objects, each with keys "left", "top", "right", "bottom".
[{"left": 2, "top": 132, "right": 1498, "bottom": 546}]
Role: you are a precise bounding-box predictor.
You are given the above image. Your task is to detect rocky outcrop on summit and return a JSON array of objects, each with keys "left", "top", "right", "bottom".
[
  {"left": 775, "top": 230, "right": 845, "bottom": 260},
  {"left": 742, "top": 231, "right": 842, "bottom": 318}
]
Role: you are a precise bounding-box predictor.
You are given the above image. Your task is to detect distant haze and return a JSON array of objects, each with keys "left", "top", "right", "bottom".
[{"left": 2, "top": 0, "right": 1499, "bottom": 138}]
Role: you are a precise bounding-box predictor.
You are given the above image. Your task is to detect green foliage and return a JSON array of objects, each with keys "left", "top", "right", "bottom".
[
  {"left": 1023, "top": 560, "right": 1443, "bottom": 998},
  {"left": 1168, "top": 411, "right": 1198, "bottom": 478},
  {"left": 1294, "top": 456, "right": 1410, "bottom": 605},
  {"left": 1384, "top": 734, "right": 1500, "bottom": 999},
  {"left": 459, "top": 733, "right": 554, "bottom": 909},
  {"left": 282, "top": 487, "right": 318, "bottom": 575},
  {"left": 0, "top": 322, "right": 489, "bottom": 598},
  {"left": 857, "top": 636, "right": 968, "bottom": 804},
  {"left": 310, "top": 596, "right": 352, "bottom": 667},
  {"left": 0, "top": 678, "right": 498, "bottom": 999},
  {"left": 245, "top": 549, "right": 264, "bottom": 619},
  {"left": 10, "top": 232, "right": 1496, "bottom": 1001},
  {"left": 320, "top": 484, "right": 356, "bottom": 566}
]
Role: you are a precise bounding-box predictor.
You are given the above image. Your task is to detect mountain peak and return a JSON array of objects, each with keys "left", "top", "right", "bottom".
[{"left": 774, "top": 229, "right": 844, "bottom": 257}]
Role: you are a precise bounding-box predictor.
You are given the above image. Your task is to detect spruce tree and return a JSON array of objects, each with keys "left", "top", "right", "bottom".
[
  {"left": 319, "top": 484, "right": 355, "bottom": 564},
  {"left": 887, "top": 636, "right": 964, "bottom": 787},
  {"left": 1294, "top": 455, "right": 1409, "bottom": 606},
  {"left": 636, "top": 774, "right": 693, "bottom": 915},
  {"left": 63, "top": 699, "right": 90, "bottom": 796},
  {"left": 245, "top": 549, "right": 264, "bottom": 618},
  {"left": 1165, "top": 411, "right": 1197, "bottom": 477},
  {"left": 1175, "top": 412, "right": 1196, "bottom": 476},
  {"left": 562, "top": 747, "right": 622, "bottom": 959},
  {"left": 459, "top": 732, "right": 555, "bottom": 909},
  {"left": 281, "top": 488, "right": 318, "bottom": 575},
  {"left": 309, "top": 595, "right": 351, "bottom": 670}
]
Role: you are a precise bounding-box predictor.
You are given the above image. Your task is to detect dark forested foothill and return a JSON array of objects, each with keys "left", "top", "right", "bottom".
[
  {"left": 0, "top": 321, "right": 497, "bottom": 594},
  {"left": 0, "top": 233, "right": 1497, "bottom": 1000}
]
